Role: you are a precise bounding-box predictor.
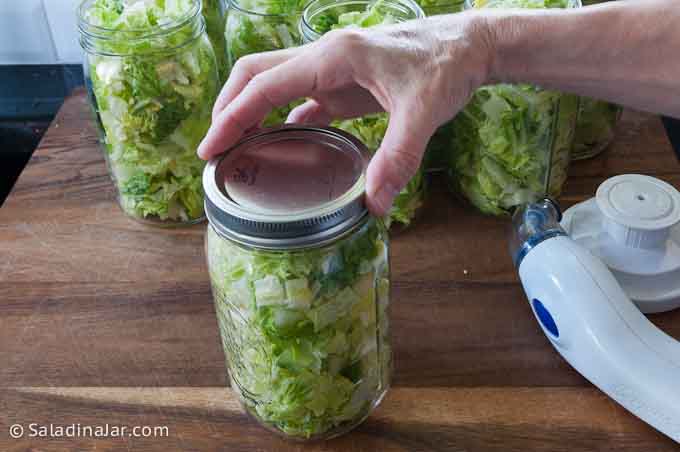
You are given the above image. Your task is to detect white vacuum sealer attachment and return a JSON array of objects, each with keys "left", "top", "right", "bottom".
[
  {"left": 509, "top": 191, "right": 680, "bottom": 443},
  {"left": 562, "top": 174, "right": 680, "bottom": 313}
]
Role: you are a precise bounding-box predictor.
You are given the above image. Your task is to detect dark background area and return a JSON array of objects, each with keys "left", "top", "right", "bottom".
[
  {"left": 1, "top": 64, "right": 679, "bottom": 208},
  {"left": 0, "top": 65, "right": 84, "bottom": 206}
]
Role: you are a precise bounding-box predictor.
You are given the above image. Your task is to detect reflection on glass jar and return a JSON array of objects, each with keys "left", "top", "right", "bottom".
[
  {"left": 78, "top": 0, "right": 220, "bottom": 225},
  {"left": 204, "top": 125, "right": 391, "bottom": 440},
  {"left": 300, "top": 0, "right": 427, "bottom": 230},
  {"left": 447, "top": 0, "right": 580, "bottom": 216}
]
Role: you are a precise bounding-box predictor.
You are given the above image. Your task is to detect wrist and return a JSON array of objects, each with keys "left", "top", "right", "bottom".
[{"left": 479, "top": 11, "right": 525, "bottom": 85}]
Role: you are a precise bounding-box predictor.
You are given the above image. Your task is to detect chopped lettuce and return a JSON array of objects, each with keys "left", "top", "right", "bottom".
[
  {"left": 311, "top": 0, "right": 399, "bottom": 34},
  {"left": 202, "top": 0, "right": 229, "bottom": 82},
  {"left": 476, "top": 0, "right": 571, "bottom": 6},
  {"left": 447, "top": 0, "right": 578, "bottom": 216},
  {"left": 224, "top": 0, "right": 306, "bottom": 125},
  {"left": 207, "top": 219, "right": 390, "bottom": 438},
  {"left": 573, "top": 97, "right": 621, "bottom": 159},
  {"left": 225, "top": 0, "right": 306, "bottom": 63},
  {"left": 414, "top": 0, "right": 468, "bottom": 16},
  {"left": 84, "top": 0, "right": 219, "bottom": 223},
  {"left": 449, "top": 81, "right": 578, "bottom": 216}
]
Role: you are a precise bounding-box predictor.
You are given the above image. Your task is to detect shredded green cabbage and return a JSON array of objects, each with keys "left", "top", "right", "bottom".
[
  {"left": 85, "top": 0, "right": 219, "bottom": 222},
  {"left": 207, "top": 219, "right": 390, "bottom": 438},
  {"left": 573, "top": 98, "right": 621, "bottom": 159}
]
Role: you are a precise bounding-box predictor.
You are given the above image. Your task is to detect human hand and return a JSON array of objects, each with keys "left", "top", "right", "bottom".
[{"left": 198, "top": 14, "right": 493, "bottom": 216}]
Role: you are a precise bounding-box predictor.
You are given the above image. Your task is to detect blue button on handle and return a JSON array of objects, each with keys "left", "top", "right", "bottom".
[{"left": 532, "top": 299, "right": 559, "bottom": 338}]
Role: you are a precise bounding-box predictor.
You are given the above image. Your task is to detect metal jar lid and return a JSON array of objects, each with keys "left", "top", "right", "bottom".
[{"left": 203, "top": 125, "right": 371, "bottom": 250}]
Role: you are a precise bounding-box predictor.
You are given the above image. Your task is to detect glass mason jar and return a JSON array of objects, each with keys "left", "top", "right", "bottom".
[
  {"left": 78, "top": 0, "right": 220, "bottom": 226},
  {"left": 447, "top": 0, "right": 580, "bottom": 216},
  {"left": 225, "top": 0, "right": 306, "bottom": 125},
  {"left": 202, "top": 0, "right": 229, "bottom": 82},
  {"left": 300, "top": 0, "right": 427, "bottom": 230},
  {"left": 203, "top": 125, "right": 391, "bottom": 440}
]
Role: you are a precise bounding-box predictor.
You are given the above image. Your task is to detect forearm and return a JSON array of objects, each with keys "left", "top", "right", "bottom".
[{"left": 482, "top": 0, "right": 680, "bottom": 118}]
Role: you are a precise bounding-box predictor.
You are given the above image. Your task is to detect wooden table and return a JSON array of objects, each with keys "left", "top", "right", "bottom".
[{"left": 1, "top": 89, "right": 679, "bottom": 451}]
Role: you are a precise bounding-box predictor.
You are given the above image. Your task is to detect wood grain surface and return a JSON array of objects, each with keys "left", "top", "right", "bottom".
[{"left": 1, "top": 89, "right": 679, "bottom": 450}]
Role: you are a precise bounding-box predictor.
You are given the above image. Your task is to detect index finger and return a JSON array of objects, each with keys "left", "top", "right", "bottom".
[
  {"left": 212, "top": 46, "right": 303, "bottom": 122},
  {"left": 198, "top": 50, "right": 323, "bottom": 160}
]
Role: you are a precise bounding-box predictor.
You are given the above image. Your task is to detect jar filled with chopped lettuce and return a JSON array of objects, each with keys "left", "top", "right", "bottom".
[
  {"left": 447, "top": 0, "right": 580, "bottom": 216},
  {"left": 78, "top": 0, "right": 220, "bottom": 225},
  {"left": 300, "top": 0, "right": 427, "bottom": 229},
  {"left": 225, "top": 0, "right": 306, "bottom": 125},
  {"left": 204, "top": 125, "right": 391, "bottom": 440},
  {"left": 202, "top": 0, "right": 229, "bottom": 82}
]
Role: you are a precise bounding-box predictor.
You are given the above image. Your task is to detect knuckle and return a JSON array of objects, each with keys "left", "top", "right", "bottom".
[
  {"left": 232, "top": 55, "right": 255, "bottom": 75},
  {"left": 323, "top": 28, "right": 366, "bottom": 52}
]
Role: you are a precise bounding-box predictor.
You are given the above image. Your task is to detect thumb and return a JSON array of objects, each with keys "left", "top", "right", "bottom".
[{"left": 365, "top": 104, "right": 435, "bottom": 217}]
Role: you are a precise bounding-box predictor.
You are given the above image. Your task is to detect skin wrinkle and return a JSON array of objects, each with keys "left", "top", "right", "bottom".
[{"left": 199, "top": 0, "right": 680, "bottom": 215}]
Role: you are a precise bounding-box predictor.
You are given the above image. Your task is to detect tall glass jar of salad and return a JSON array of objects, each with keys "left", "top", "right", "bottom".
[
  {"left": 204, "top": 125, "right": 391, "bottom": 440},
  {"left": 202, "top": 0, "right": 229, "bottom": 82},
  {"left": 78, "top": 0, "right": 220, "bottom": 225},
  {"left": 447, "top": 0, "right": 580, "bottom": 216},
  {"left": 225, "top": 0, "right": 306, "bottom": 125},
  {"left": 300, "top": 0, "right": 427, "bottom": 230}
]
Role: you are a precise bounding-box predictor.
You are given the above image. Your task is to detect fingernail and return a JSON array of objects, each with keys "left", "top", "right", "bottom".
[{"left": 196, "top": 140, "right": 208, "bottom": 159}]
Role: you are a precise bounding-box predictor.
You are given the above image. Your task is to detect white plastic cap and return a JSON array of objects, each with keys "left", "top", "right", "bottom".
[
  {"left": 562, "top": 174, "right": 680, "bottom": 314},
  {"left": 596, "top": 174, "right": 680, "bottom": 249}
]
